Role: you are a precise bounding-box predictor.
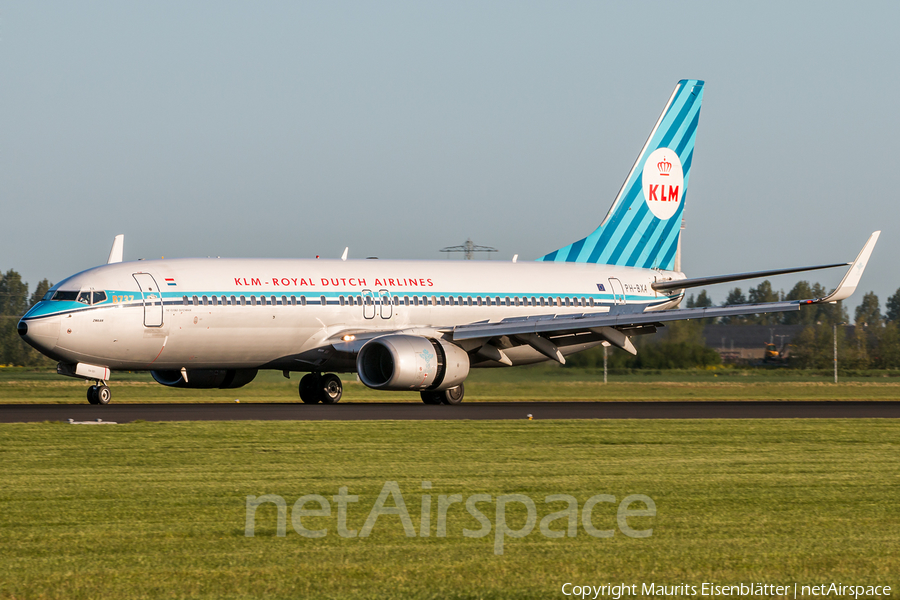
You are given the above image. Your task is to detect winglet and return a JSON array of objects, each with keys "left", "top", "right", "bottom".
[
  {"left": 811, "top": 231, "right": 880, "bottom": 304},
  {"left": 107, "top": 234, "right": 124, "bottom": 264},
  {"left": 341, "top": 247, "right": 349, "bottom": 261}
]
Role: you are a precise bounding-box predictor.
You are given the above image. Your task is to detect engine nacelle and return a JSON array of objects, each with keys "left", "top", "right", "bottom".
[
  {"left": 357, "top": 335, "right": 469, "bottom": 391},
  {"left": 150, "top": 369, "right": 258, "bottom": 389}
]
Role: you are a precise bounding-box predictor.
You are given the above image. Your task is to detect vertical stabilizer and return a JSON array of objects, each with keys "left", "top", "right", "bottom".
[
  {"left": 540, "top": 79, "right": 704, "bottom": 271},
  {"left": 107, "top": 234, "right": 124, "bottom": 264}
]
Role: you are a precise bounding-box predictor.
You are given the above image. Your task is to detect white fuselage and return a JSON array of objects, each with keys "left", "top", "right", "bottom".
[{"left": 20, "top": 258, "right": 683, "bottom": 372}]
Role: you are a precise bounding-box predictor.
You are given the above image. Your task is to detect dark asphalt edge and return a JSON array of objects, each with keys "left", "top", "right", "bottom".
[{"left": 1, "top": 401, "right": 899, "bottom": 423}]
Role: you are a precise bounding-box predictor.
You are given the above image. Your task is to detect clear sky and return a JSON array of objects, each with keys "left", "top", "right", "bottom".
[{"left": 2, "top": 2, "right": 898, "bottom": 314}]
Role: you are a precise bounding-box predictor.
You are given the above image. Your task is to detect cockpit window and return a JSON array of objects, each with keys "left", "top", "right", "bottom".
[
  {"left": 52, "top": 290, "right": 106, "bottom": 304},
  {"left": 52, "top": 291, "right": 79, "bottom": 302}
]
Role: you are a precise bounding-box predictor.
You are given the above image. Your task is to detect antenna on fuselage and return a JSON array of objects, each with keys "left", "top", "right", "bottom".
[
  {"left": 341, "top": 247, "right": 348, "bottom": 261},
  {"left": 107, "top": 234, "right": 124, "bottom": 264}
]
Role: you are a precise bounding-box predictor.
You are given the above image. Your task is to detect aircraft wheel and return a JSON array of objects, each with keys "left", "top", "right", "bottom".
[
  {"left": 96, "top": 385, "right": 112, "bottom": 405},
  {"left": 442, "top": 384, "right": 464, "bottom": 405},
  {"left": 299, "top": 373, "right": 321, "bottom": 404},
  {"left": 87, "top": 385, "right": 99, "bottom": 405},
  {"left": 420, "top": 391, "right": 443, "bottom": 405},
  {"left": 319, "top": 373, "right": 342, "bottom": 404}
]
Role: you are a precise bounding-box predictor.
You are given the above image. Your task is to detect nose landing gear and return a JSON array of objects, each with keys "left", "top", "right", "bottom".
[
  {"left": 87, "top": 382, "right": 112, "bottom": 405},
  {"left": 298, "top": 372, "right": 343, "bottom": 404}
]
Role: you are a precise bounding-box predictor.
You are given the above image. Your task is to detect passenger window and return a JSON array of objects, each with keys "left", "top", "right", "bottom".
[
  {"left": 250, "top": 296, "right": 256, "bottom": 306},
  {"left": 271, "top": 296, "right": 276, "bottom": 305},
  {"left": 320, "top": 295, "right": 326, "bottom": 305},
  {"left": 183, "top": 296, "right": 189, "bottom": 306},
  {"left": 192, "top": 295, "right": 199, "bottom": 306},
  {"left": 210, "top": 296, "right": 217, "bottom": 306},
  {"left": 300, "top": 296, "right": 306, "bottom": 306},
  {"left": 202, "top": 295, "right": 209, "bottom": 306}
]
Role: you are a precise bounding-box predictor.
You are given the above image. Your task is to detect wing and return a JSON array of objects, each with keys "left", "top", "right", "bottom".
[{"left": 447, "top": 231, "right": 881, "bottom": 362}]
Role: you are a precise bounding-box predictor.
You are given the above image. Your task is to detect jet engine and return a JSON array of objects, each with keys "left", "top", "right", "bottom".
[
  {"left": 150, "top": 368, "right": 258, "bottom": 389},
  {"left": 357, "top": 335, "right": 469, "bottom": 391}
]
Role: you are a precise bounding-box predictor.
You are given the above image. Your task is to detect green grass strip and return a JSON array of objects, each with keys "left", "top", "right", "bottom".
[{"left": 0, "top": 419, "right": 897, "bottom": 599}]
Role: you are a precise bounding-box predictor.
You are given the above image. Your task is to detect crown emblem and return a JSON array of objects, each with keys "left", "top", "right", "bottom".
[{"left": 657, "top": 156, "right": 672, "bottom": 176}]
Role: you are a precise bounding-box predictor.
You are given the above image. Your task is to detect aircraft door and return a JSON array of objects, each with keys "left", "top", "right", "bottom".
[
  {"left": 379, "top": 289, "right": 392, "bottom": 319},
  {"left": 608, "top": 278, "right": 626, "bottom": 305},
  {"left": 133, "top": 273, "right": 164, "bottom": 327},
  {"left": 361, "top": 289, "right": 375, "bottom": 319}
]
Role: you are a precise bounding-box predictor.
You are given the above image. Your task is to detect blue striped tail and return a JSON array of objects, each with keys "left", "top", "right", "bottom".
[{"left": 539, "top": 79, "right": 704, "bottom": 271}]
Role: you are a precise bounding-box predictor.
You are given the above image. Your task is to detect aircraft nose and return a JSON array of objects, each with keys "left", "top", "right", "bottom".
[{"left": 18, "top": 316, "right": 61, "bottom": 355}]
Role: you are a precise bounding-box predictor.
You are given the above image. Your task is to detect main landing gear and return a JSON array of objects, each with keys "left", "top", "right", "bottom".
[
  {"left": 298, "top": 372, "right": 343, "bottom": 404},
  {"left": 87, "top": 382, "right": 111, "bottom": 405},
  {"left": 420, "top": 383, "right": 465, "bottom": 405}
]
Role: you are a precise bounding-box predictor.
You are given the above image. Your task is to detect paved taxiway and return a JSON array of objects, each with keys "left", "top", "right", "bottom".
[{"left": 1, "top": 401, "right": 898, "bottom": 423}]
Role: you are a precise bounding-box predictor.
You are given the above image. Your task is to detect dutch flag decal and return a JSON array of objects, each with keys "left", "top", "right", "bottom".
[{"left": 165, "top": 278, "right": 177, "bottom": 286}]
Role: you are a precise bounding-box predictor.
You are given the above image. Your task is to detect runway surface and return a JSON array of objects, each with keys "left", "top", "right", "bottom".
[{"left": 1, "top": 401, "right": 899, "bottom": 423}]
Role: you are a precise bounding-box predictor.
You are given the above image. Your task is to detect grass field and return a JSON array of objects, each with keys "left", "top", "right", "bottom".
[
  {"left": 0, "top": 419, "right": 897, "bottom": 599},
  {"left": 2, "top": 366, "right": 900, "bottom": 404}
]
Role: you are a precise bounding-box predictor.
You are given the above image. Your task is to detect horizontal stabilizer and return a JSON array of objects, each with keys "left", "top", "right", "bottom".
[{"left": 651, "top": 262, "right": 848, "bottom": 292}]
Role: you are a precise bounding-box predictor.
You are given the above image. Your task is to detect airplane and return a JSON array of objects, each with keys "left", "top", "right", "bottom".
[{"left": 17, "top": 79, "right": 880, "bottom": 406}]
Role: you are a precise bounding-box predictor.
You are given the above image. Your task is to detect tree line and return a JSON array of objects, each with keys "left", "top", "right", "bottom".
[
  {"left": 0, "top": 270, "right": 54, "bottom": 366},
  {"left": 684, "top": 280, "right": 900, "bottom": 369}
]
